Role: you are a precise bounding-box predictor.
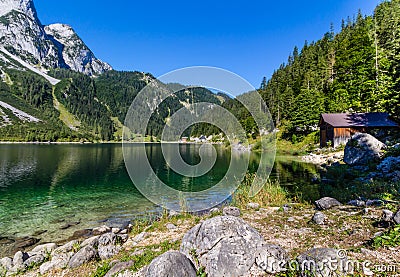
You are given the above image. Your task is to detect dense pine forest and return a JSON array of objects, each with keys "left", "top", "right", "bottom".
[
  {"left": 0, "top": 0, "right": 399, "bottom": 142},
  {"left": 259, "top": 0, "right": 400, "bottom": 140}
]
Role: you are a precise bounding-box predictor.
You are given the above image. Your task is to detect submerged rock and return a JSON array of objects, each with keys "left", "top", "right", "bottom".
[{"left": 146, "top": 251, "right": 196, "bottom": 277}]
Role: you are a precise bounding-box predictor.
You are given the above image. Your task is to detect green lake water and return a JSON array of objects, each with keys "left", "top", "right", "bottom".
[{"left": 0, "top": 143, "right": 319, "bottom": 255}]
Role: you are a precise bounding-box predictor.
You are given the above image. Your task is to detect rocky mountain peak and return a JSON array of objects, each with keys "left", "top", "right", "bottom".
[
  {"left": 0, "top": 0, "right": 38, "bottom": 20},
  {"left": 0, "top": 0, "right": 112, "bottom": 76}
]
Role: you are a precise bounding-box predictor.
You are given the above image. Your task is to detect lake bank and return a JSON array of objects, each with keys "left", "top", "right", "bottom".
[{"left": 4, "top": 201, "right": 399, "bottom": 277}]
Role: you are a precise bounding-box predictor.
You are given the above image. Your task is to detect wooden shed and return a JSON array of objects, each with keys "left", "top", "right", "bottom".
[{"left": 319, "top": 113, "right": 398, "bottom": 147}]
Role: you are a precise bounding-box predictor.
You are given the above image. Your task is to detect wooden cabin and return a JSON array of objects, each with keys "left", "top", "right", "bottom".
[{"left": 319, "top": 113, "right": 398, "bottom": 148}]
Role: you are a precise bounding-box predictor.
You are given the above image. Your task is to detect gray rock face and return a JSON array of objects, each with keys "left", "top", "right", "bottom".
[
  {"left": 68, "top": 245, "right": 98, "bottom": 268},
  {"left": 297, "top": 248, "right": 350, "bottom": 277},
  {"left": 181, "top": 216, "right": 264, "bottom": 277},
  {"left": 394, "top": 209, "right": 400, "bottom": 225},
  {"left": 0, "top": 0, "right": 112, "bottom": 75},
  {"left": 105, "top": 261, "right": 134, "bottom": 277},
  {"left": 312, "top": 212, "right": 326, "bottom": 225},
  {"left": 222, "top": 206, "right": 241, "bottom": 217},
  {"left": 344, "top": 133, "right": 386, "bottom": 165},
  {"left": 98, "top": 233, "right": 121, "bottom": 260},
  {"left": 377, "top": 156, "right": 400, "bottom": 182},
  {"left": 255, "top": 244, "right": 288, "bottom": 274},
  {"left": 315, "top": 197, "right": 341, "bottom": 210},
  {"left": 146, "top": 251, "right": 196, "bottom": 277}
]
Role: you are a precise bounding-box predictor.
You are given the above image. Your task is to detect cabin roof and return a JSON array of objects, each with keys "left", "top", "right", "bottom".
[{"left": 319, "top": 112, "right": 398, "bottom": 128}]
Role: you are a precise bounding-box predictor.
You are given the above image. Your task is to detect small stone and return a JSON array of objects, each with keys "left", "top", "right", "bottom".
[
  {"left": 133, "top": 232, "right": 148, "bottom": 243},
  {"left": 105, "top": 261, "right": 134, "bottom": 277},
  {"left": 348, "top": 200, "right": 366, "bottom": 207},
  {"left": 366, "top": 199, "right": 384, "bottom": 207},
  {"left": 165, "top": 223, "right": 177, "bottom": 230},
  {"left": 287, "top": 217, "right": 295, "bottom": 222},
  {"left": 315, "top": 197, "right": 341, "bottom": 210},
  {"left": 382, "top": 209, "right": 394, "bottom": 222},
  {"left": 374, "top": 231, "right": 384, "bottom": 238},
  {"left": 119, "top": 229, "right": 128, "bottom": 234},
  {"left": 92, "top": 225, "right": 111, "bottom": 236},
  {"left": 168, "top": 210, "right": 180, "bottom": 217},
  {"left": 32, "top": 230, "right": 47, "bottom": 236},
  {"left": 222, "top": 206, "right": 241, "bottom": 217},
  {"left": 247, "top": 202, "right": 260, "bottom": 210},
  {"left": 312, "top": 212, "right": 326, "bottom": 225},
  {"left": 112, "top": 228, "right": 120, "bottom": 234},
  {"left": 282, "top": 204, "right": 292, "bottom": 212},
  {"left": 209, "top": 207, "right": 220, "bottom": 214}
]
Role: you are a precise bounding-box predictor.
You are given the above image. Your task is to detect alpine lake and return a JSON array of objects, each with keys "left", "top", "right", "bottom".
[{"left": 0, "top": 143, "right": 319, "bottom": 256}]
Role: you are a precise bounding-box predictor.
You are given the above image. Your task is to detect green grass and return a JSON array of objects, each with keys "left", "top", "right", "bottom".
[
  {"left": 372, "top": 225, "right": 400, "bottom": 248},
  {"left": 91, "top": 262, "right": 111, "bottom": 277},
  {"left": 232, "top": 173, "right": 289, "bottom": 208},
  {"left": 52, "top": 87, "right": 81, "bottom": 130}
]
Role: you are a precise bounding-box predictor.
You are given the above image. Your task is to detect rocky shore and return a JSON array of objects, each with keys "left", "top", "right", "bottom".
[{"left": 0, "top": 199, "right": 399, "bottom": 277}]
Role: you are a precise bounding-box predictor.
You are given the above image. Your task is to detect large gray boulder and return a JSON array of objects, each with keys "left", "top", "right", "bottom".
[
  {"left": 146, "top": 251, "right": 197, "bottom": 277},
  {"left": 297, "top": 248, "right": 350, "bottom": 277},
  {"left": 344, "top": 133, "right": 386, "bottom": 165},
  {"left": 180, "top": 216, "right": 264, "bottom": 276}
]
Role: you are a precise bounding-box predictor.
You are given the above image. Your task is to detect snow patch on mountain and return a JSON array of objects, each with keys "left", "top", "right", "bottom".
[
  {"left": 0, "top": 47, "right": 60, "bottom": 85},
  {"left": 0, "top": 100, "right": 41, "bottom": 123}
]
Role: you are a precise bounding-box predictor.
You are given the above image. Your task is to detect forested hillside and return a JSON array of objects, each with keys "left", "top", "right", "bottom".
[{"left": 259, "top": 0, "right": 400, "bottom": 139}]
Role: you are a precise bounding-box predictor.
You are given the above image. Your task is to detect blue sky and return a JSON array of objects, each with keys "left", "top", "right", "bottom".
[{"left": 35, "top": 0, "right": 381, "bottom": 88}]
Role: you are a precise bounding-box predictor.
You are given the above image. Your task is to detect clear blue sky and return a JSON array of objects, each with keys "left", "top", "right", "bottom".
[{"left": 35, "top": 0, "right": 381, "bottom": 88}]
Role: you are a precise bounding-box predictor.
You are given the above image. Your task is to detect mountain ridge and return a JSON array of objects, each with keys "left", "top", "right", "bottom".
[{"left": 0, "top": 0, "right": 112, "bottom": 75}]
